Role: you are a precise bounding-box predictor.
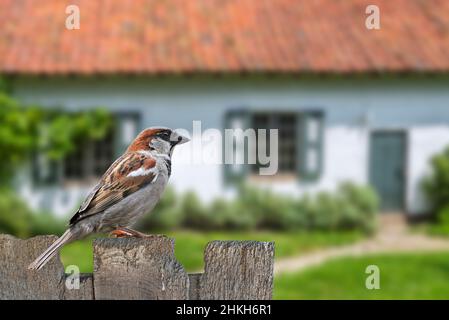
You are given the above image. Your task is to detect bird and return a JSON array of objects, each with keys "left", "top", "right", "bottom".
[{"left": 28, "top": 127, "right": 189, "bottom": 270}]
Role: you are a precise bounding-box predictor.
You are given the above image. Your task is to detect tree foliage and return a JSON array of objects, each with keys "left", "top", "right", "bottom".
[{"left": 0, "top": 92, "right": 112, "bottom": 185}]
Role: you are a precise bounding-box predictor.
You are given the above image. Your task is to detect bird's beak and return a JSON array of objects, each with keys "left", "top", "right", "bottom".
[
  {"left": 171, "top": 131, "right": 190, "bottom": 146},
  {"left": 177, "top": 134, "right": 190, "bottom": 145}
]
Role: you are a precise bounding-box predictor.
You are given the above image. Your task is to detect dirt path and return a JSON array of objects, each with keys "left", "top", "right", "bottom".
[{"left": 274, "top": 214, "right": 449, "bottom": 275}]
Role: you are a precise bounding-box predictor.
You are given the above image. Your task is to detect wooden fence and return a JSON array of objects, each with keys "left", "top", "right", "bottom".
[{"left": 0, "top": 234, "right": 274, "bottom": 300}]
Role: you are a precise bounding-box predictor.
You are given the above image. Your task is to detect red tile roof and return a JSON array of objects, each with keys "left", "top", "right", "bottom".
[{"left": 1, "top": 0, "right": 449, "bottom": 74}]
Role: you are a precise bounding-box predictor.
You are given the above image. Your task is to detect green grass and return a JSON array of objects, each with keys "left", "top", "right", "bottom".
[
  {"left": 274, "top": 252, "right": 449, "bottom": 299},
  {"left": 411, "top": 222, "right": 449, "bottom": 238},
  {"left": 60, "top": 229, "right": 362, "bottom": 273}
]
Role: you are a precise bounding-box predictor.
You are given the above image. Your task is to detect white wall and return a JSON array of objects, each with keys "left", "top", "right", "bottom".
[{"left": 12, "top": 76, "right": 449, "bottom": 216}]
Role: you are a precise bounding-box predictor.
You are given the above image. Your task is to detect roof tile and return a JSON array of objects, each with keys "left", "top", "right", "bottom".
[{"left": 0, "top": 0, "right": 448, "bottom": 74}]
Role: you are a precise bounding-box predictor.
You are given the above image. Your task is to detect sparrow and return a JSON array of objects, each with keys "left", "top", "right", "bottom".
[{"left": 28, "top": 127, "right": 189, "bottom": 270}]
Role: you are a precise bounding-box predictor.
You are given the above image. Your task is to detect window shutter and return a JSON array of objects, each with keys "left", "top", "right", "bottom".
[
  {"left": 114, "top": 113, "right": 141, "bottom": 157},
  {"left": 297, "top": 111, "right": 324, "bottom": 181},
  {"left": 223, "top": 109, "right": 251, "bottom": 185}
]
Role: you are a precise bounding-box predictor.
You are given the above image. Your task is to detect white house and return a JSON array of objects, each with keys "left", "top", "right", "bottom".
[{"left": 1, "top": 0, "right": 449, "bottom": 217}]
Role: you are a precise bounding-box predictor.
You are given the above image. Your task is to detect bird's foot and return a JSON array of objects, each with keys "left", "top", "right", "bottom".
[
  {"left": 110, "top": 227, "right": 167, "bottom": 239},
  {"left": 110, "top": 228, "right": 135, "bottom": 238}
]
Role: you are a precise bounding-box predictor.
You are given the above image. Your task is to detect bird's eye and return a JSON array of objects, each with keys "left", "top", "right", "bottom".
[{"left": 157, "top": 131, "right": 171, "bottom": 141}]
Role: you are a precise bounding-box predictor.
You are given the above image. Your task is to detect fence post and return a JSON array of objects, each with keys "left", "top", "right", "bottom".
[
  {"left": 0, "top": 234, "right": 274, "bottom": 300},
  {"left": 199, "top": 241, "right": 274, "bottom": 300},
  {"left": 0, "top": 235, "right": 93, "bottom": 299},
  {"left": 93, "top": 236, "right": 189, "bottom": 300}
]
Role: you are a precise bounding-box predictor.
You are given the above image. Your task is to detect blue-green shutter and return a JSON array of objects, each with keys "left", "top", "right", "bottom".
[
  {"left": 223, "top": 109, "right": 251, "bottom": 185},
  {"left": 297, "top": 111, "right": 324, "bottom": 181}
]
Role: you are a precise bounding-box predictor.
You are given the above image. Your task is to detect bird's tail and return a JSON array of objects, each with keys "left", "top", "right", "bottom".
[{"left": 28, "top": 228, "right": 75, "bottom": 270}]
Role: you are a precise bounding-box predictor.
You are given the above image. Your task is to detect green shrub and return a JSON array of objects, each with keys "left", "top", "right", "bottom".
[
  {"left": 427, "top": 205, "right": 449, "bottom": 236},
  {"left": 0, "top": 182, "right": 378, "bottom": 236},
  {"left": 0, "top": 188, "right": 65, "bottom": 237},
  {"left": 256, "top": 192, "right": 302, "bottom": 230},
  {"left": 138, "top": 187, "right": 182, "bottom": 230},
  {"left": 208, "top": 198, "right": 243, "bottom": 229},
  {"left": 184, "top": 182, "right": 378, "bottom": 233},
  {"left": 0, "top": 188, "right": 33, "bottom": 237},
  {"left": 181, "top": 191, "right": 212, "bottom": 229},
  {"left": 311, "top": 191, "right": 340, "bottom": 230},
  {"left": 209, "top": 198, "right": 253, "bottom": 230},
  {"left": 437, "top": 205, "right": 449, "bottom": 225},
  {"left": 208, "top": 198, "right": 229, "bottom": 229},
  {"left": 29, "top": 212, "right": 65, "bottom": 236},
  {"left": 338, "top": 182, "right": 378, "bottom": 234},
  {"left": 423, "top": 147, "right": 449, "bottom": 220}
]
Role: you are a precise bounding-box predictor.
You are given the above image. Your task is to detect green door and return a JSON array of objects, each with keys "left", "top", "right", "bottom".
[{"left": 369, "top": 132, "right": 406, "bottom": 211}]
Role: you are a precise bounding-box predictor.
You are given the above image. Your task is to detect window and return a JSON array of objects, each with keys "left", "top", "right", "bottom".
[
  {"left": 223, "top": 109, "right": 324, "bottom": 184},
  {"left": 93, "top": 131, "right": 115, "bottom": 176},
  {"left": 32, "top": 113, "right": 140, "bottom": 185},
  {"left": 63, "top": 143, "right": 87, "bottom": 180},
  {"left": 252, "top": 112, "right": 297, "bottom": 174},
  {"left": 63, "top": 130, "right": 115, "bottom": 181}
]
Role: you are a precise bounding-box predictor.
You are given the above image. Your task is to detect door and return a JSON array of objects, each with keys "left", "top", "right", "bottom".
[{"left": 369, "top": 132, "right": 406, "bottom": 211}]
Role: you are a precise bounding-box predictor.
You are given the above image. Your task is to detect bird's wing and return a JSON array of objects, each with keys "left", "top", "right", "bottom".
[{"left": 69, "top": 152, "right": 158, "bottom": 225}]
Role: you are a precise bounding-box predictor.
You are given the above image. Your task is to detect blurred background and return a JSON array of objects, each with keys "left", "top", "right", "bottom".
[{"left": 1, "top": 0, "right": 449, "bottom": 299}]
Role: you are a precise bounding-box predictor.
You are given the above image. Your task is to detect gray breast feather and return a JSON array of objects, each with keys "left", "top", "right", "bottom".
[{"left": 75, "top": 161, "right": 169, "bottom": 233}]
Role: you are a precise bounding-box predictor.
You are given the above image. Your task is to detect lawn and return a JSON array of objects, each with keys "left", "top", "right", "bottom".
[
  {"left": 274, "top": 251, "right": 449, "bottom": 299},
  {"left": 59, "top": 229, "right": 362, "bottom": 273}
]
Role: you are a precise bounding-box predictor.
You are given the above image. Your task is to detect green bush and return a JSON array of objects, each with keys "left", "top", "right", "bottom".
[
  {"left": 0, "top": 188, "right": 65, "bottom": 237},
  {"left": 29, "top": 212, "right": 66, "bottom": 236},
  {"left": 291, "top": 183, "right": 378, "bottom": 234},
  {"left": 437, "top": 205, "right": 449, "bottom": 226},
  {"left": 338, "top": 182, "right": 378, "bottom": 234},
  {"left": 0, "top": 182, "right": 378, "bottom": 236},
  {"left": 209, "top": 198, "right": 241, "bottom": 229},
  {"left": 428, "top": 205, "right": 449, "bottom": 236},
  {"left": 137, "top": 182, "right": 378, "bottom": 234},
  {"left": 423, "top": 147, "right": 449, "bottom": 220},
  {"left": 138, "top": 187, "right": 182, "bottom": 230},
  {"left": 311, "top": 191, "right": 340, "bottom": 230},
  {"left": 254, "top": 191, "right": 300, "bottom": 230},
  {"left": 0, "top": 188, "right": 33, "bottom": 237},
  {"left": 181, "top": 191, "right": 212, "bottom": 229}
]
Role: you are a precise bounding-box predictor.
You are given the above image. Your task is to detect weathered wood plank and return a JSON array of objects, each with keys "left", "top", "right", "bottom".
[
  {"left": 63, "top": 274, "right": 94, "bottom": 300},
  {"left": 199, "top": 241, "right": 274, "bottom": 300},
  {"left": 188, "top": 273, "right": 202, "bottom": 300},
  {"left": 0, "top": 235, "right": 94, "bottom": 300},
  {"left": 93, "top": 236, "right": 188, "bottom": 300},
  {"left": 0, "top": 235, "right": 275, "bottom": 300}
]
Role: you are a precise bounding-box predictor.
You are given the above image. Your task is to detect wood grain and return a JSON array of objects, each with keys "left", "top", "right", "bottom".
[
  {"left": 199, "top": 240, "right": 274, "bottom": 300},
  {"left": 0, "top": 235, "right": 274, "bottom": 300},
  {"left": 0, "top": 235, "right": 93, "bottom": 299},
  {"left": 93, "top": 236, "right": 189, "bottom": 300}
]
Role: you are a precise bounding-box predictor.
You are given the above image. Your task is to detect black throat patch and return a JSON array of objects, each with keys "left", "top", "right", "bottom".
[{"left": 164, "top": 158, "right": 172, "bottom": 177}]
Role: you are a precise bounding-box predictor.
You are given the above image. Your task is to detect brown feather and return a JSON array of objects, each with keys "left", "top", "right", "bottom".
[
  {"left": 69, "top": 152, "right": 157, "bottom": 225},
  {"left": 126, "top": 128, "right": 163, "bottom": 152}
]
